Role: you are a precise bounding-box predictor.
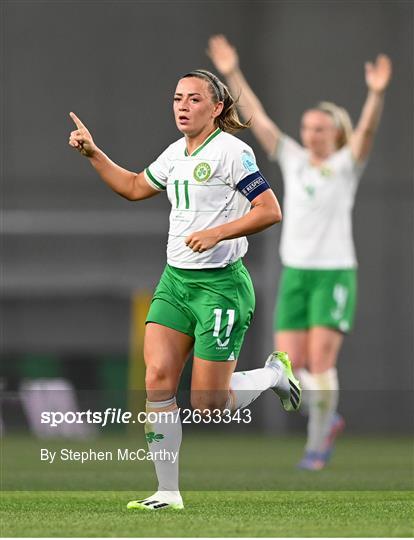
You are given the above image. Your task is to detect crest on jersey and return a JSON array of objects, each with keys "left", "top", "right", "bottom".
[{"left": 193, "top": 162, "right": 211, "bottom": 182}]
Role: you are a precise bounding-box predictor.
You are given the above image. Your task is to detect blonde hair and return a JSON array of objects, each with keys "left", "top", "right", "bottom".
[
  {"left": 315, "top": 101, "right": 353, "bottom": 149},
  {"left": 182, "top": 69, "right": 250, "bottom": 134}
]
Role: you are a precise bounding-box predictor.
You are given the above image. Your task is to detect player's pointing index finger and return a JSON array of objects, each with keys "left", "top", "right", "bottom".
[{"left": 69, "top": 111, "right": 86, "bottom": 130}]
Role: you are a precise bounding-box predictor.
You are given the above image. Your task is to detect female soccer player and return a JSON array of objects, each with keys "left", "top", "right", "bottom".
[
  {"left": 208, "top": 35, "right": 392, "bottom": 470},
  {"left": 68, "top": 69, "right": 301, "bottom": 510}
]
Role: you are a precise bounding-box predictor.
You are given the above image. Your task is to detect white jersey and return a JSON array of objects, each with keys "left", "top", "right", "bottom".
[
  {"left": 145, "top": 128, "right": 268, "bottom": 269},
  {"left": 270, "top": 134, "right": 365, "bottom": 269}
]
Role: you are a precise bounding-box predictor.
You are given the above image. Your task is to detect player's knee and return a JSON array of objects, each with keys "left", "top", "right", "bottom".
[
  {"left": 190, "top": 392, "right": 228, "bottom": 413},
  {"left": 145, "top": 364, "right": 170, "bottom": 389},
  {"left": 310, "top": 343, "right": 336, "bottom": 369},
  {"left": 309, "top": 353, "right": 336, "bottom": 374},
  {"left": 288, "top": 353, "right": 306, "bottom": 370},
  {"left": 275, "top": 337, "right": 307, "bottom": 369}
]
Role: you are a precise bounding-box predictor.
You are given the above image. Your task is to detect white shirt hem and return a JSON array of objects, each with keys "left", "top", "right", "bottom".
[
  {"left": 281, "top": 258, "right": 358, "bottom": 270},
  {"left": 167, "top": 258, "right": 239, "bottom": 269}
]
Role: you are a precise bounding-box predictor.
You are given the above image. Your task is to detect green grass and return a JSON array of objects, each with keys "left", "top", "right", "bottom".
[
  {"left": 1, "top": 434, "right": 413, "bottom": 536},
  {"left": 2, "top": 433, "right": 413, "bottom": 490},
  {"left": 1, "top": 490, "right": 413, "bottom": 537}
]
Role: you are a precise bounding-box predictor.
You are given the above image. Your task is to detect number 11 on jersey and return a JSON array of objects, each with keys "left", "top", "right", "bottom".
[{"left": 174, "top": 180, "right": 190, "bottom": 209}]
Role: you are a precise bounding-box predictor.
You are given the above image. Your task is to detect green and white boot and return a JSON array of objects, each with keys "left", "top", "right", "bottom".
[
  {"left": 265, "top": 351, "right": 302, "bottom": 411},
  {"left": 127, "top": 491, "right": 184, "bottom": 511}
]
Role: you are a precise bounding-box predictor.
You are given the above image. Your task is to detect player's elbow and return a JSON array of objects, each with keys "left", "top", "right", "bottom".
[
  {"left": 252, "top": 202, "right": 282, "bottom": 230},
  {"left": 119, "top": 190, "right": 138, "bottom": 201},
  {"left": 252, "top": 190, "right": 282, "bottom": 226},
  {"left": 114, "top": 178, "right": 141, "bottom": 201},
  {"left": 271, "top": 205, "right": 282, "bottom": 224},
  {"left": 127, "top": 177, "right": 143, "bottom": 201},
  {"left": 265, "top": 203, "right": 282, "bottom": 226}
]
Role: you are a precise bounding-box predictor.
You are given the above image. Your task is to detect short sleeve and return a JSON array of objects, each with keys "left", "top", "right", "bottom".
[
  {"left": 333, "top": 146, "right": 367, "bottom": 180},
  {"left": 230, "top": 146, "right": 271, "bottom": 202},
  {"left": 269, "top": 134, "right": 306, "bottom": 170},
  {"left": 144, "top": 147, "right": 170, "bottom": 191},
  {"left": 229, "top": 147, "right": 260, "bottom": 187}
]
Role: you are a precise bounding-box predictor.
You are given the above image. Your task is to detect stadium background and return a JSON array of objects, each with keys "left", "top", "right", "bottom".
[{"left": 2, "top": 0, "right": 412, "bottom": 437}]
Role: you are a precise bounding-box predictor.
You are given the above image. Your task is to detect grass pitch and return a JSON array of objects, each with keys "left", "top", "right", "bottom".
[
  {"left": 1, "top": 433, "right": 413, "bottom": 536},
  {"left": 1, "top": 490, "right": 413, "bottom": 537}
]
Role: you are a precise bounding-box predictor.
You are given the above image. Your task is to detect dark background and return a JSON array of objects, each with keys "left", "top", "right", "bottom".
[{"left": 2, "top": 0, "right": 413, "bottom": 431}]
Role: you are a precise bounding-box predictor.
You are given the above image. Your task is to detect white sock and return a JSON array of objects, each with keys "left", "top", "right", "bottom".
[
  {"left": 305, "top": 368, "right": 339, "bottom": 453},
  {"left": 296, "top": 368, "right": 314, "bottom": 415},
  {"left": 228, "top": 365, "right": 281, "bottom": 410},
  {"left": 145, "top": 397, "right": 182, "bottom": 500}
]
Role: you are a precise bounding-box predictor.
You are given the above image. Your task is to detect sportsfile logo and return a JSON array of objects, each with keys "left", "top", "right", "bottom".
[
  {"left": 40, "top": 409, "right": 179, "bottom": 428},
  {"left": 40, "top": 407, "right": 252, "bottom": 427}
]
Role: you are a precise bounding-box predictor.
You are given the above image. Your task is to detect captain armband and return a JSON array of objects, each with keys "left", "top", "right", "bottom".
[{"left": 236, "top": 171, "right": 271, "bottom": 202}]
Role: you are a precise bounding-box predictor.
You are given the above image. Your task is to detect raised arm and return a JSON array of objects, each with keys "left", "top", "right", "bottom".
[
  {"left": 68, "top": 112, "right": 160, "bottom": 201},
  {"left": 207, "top": 35, "right": 281, "bottom": 156},
  {"left": 350, "top": 55, "right": 392, "bottom": 163}
]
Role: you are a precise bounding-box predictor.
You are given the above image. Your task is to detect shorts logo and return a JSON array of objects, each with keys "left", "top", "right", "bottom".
[
  {"left": 241, "top": 151, "right": 258, "bottom": 173},
  {"left": 193, "top": 162, "right": 211, "bottom": 182}
]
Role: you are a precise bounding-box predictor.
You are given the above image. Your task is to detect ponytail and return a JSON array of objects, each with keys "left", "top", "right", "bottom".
[{"left": 217, "top": 84, "right": 251, "bottom": 133}]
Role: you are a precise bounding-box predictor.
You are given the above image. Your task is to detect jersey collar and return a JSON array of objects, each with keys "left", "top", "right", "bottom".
[{"left": 184, "top": 127, "right": 221, "bottom": 157}]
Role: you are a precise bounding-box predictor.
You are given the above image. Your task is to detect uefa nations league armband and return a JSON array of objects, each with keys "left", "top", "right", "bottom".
[{"left": 236, "top": 171, "right": 271, "bottom": 202}]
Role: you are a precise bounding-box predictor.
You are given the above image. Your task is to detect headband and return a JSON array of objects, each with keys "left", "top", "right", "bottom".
[{"left": 183, "top": 70, "right": 224, "bottom": 101}]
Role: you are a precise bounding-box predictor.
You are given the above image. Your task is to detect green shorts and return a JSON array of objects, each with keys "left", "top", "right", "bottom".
[
  {"left": 274, "top": 266, "right": 357, "bottom": 333},
  {"left": 146, "top": 259, "right": 256, "bottom": 361}
]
